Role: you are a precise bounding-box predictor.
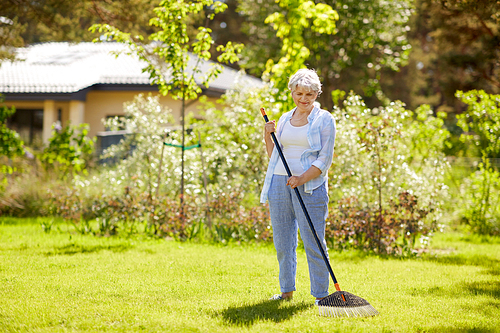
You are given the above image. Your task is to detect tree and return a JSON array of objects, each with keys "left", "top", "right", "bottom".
[
  {"left": 90, "top": 0, "right": 242, "bottom": 207},
  {"left": 381, "top": 0, "right": 500, "bottom": 114},
  {"left": 237, "top": 0, "right": 413, "bottom": 110},
  {"left": 0, "top": 0, "right": 161, "bottom": 60},
  {"left": 263, "top": 0, "right": 338, "bottom": 112}
]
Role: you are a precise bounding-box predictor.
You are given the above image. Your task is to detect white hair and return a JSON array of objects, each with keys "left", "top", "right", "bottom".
[{"left": 288, "top": 68, "right": 322, "bottom": 95}]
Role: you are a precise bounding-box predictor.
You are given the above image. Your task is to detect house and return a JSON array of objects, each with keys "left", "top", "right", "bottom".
[{"left": 0, "top": 42, "right": 262, "bottom": 146}]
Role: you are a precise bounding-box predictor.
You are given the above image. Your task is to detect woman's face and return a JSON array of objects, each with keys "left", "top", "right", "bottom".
[{"left": 291, "top": 85, "right": 318, "bottom": 111}]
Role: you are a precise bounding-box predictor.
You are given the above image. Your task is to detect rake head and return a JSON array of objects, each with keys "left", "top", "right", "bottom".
[{"left": 317, "top": 291, "right": 379, "bottom": 318}]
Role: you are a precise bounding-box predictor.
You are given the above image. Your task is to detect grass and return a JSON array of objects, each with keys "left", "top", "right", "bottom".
[{"left": 1, "top": 217, "right": 499, "bottom": 332}]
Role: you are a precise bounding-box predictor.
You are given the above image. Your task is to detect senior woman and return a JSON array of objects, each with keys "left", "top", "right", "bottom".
[{"left": 261, "top": 68, "right": 336, "bottom": 304}]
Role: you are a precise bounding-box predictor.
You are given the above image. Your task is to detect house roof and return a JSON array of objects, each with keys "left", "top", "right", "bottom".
[{"left": 0, "top": 42, "right": 262, "bottom": 100}]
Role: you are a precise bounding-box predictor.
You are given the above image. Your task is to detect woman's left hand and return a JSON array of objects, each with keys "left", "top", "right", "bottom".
[
  {"left": 287, "top": 166, "right": 322, "bottom": 189},
  {"left": 287, "top": 175, "right": 305, "bottom": 189}
]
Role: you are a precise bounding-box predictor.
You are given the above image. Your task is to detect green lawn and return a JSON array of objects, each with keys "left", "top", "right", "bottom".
[{"left": 1, "top": 217, "right": 499, "bottom": 332}]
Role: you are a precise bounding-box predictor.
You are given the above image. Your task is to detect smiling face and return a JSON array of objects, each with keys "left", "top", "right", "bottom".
[{"left": 291, "top": 86, "right": 318, "bottom": 112}]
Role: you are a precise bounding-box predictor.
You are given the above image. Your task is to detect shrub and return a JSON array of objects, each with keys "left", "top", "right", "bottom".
[
  {"left": 92, "top": 94, "right": 177, "bottom": 198},
  {"left": 460, "top": 158, "right": 500, "bottom": 236},
  {"left": 4, "top": 82, "right": 455, "bottom": 254},
  {"left": 454, "top": 90, "right": 500, "bottom": 235},
  {"left": 0, "top": 97, "right": 25, "bottom": 193},
  {"left": 206, "top": 189, "right": 272, "bottom": 243},
  {"left": 49, "top": 183, "right": 272, "bottom": 243},
  {"left": 456, "top": 90, "right": 500, "bottom": 158},
  {"left": 327, "top": 93, "right": 449, "bottom": 254},
  {"left": 41, "top": 123, "right": 95, "bottom": 179},
  {"left": 326, "top": 192, "right": 435, "bottom": 255}
]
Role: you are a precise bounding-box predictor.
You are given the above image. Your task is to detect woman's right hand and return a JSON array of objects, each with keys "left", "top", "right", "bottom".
[
  {"left": 264, "top": 120, "right": 276, "bottom": 158},
  {"left": 264, "top": 120, "right": 276, "bottom": 136}
]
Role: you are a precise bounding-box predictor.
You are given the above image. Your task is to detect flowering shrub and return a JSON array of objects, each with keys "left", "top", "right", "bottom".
[
  {"left": 326, "top": 93, "right": 450, "bottom": 254},
  {"left": 5, "top": 82, "right": 456, "bottom": 255},
  {"left": 97, "top": 94, "right": 177, "bottom": 197}
]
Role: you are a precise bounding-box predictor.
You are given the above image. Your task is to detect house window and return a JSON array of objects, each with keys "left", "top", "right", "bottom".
[{"left": 6, "top": 109, "right": 44, "bottom": 145}]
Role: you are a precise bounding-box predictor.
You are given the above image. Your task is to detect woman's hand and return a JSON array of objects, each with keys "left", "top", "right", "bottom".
[
  {"left": 264, "top": 120, "right": 276, "bottom": 136},
  {"left": 286, "top": 175, "right": 305, "bottom": 189},
  {"left": 287, "top": 166, "right": 322, "bottom": 189},
  {"left": 264, "top": 120, "right": 276, "bottom": 158}
]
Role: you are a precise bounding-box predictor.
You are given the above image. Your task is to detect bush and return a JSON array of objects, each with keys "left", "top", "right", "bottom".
[
  {"left": 327, "top": 93, "right": 449, "bottom": 254},
  {"left": 1, "top": 121, "right": 95, "bottom": 217},
  {"left": 459, "top": 158, "right": 500, "bottom": 236},
  {"left": 326, "top": 192, "right": 435, "bottom": 255},
  {"left": 454, "top": 90, "right": 500, "bottom": 235},
  {"left": 0, "top": 155, "right": 52, "bottom": 217},
  {"left": 48, "top": 183, "right": 272, "bottom": 243},
  {"left": 456, "top": 90, "right": 500, "bottom": 158},
  {"left": 3, "top": 82, "right": 457, "bottom": 254},
  {"left": 41, "top": 123, "right": 95, "bottom": 179},
  {"left": 95, "top": 94, "right": 177, "bottom": 198},
  {"left": 1, "top": 97, "right": 25, "bottom": 194}
]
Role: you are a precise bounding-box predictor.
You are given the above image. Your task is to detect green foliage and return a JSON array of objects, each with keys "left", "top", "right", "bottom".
[
  {"left": 93, "top": 94, "right": 176, "bottom": 197},
  {"left": 460, "top": 158, "right": 500, "bottom": 236},
  {"left": 48, "top": 185, "right": 272, "bottom": 242},
  {"left": 318, "top": 0, "right": 413, "bottom": 107},
  {"left": 327, "top": 192, "right": 435, "bottom": 255},
  {"left": 331, "top": 93, "right": 450, "bottom": 208},
  {"left": 328, "top": 93, "right": 450, "bottom": 254},
  {"left": 0, "top": 98, "right": 25, "bottom": 192},
  {"left": 382, "top": 0, "right": 500, "bottom": 113},
  {"left": 0, "top": 156, "right": 59, "bottom": 218},
  {"left": 90, "top": 0, "right": 243, "bottom": 201},
  {"left": 56, "top": 86, "right": 451, "bottom": 255},
  {"left": 0, "top": 16, "right": 25, "bottom": 61},
  {"left": 262, "top": 0, "right": 338, "bottom": 111},
  {"left": 62, "top": 85, "right": 275, "bottom": 242},
  {"left": 453, "top": 90, "right": 500, "bottom": 235},
  {"left": 41, "top": 123, "right": 95, "bottom": 179},
  {"left": 84, "top": 83, "right": 276, "bottom": 205},
  {"left": 456, "top": 90, "right": 500, "bottom": 158},
  {"left": 1, "top": 0, "right": 161, "bottom": 60},
  {"left": 238, "top": 0, "right": 412, "bottom": 110},
  {"left": 90, "top": 0, "right": 242, "bottom": 102},
  {"left": 196, "top": 81, "right": 278, "bottom": 197},
  {"left": 0, "top": 98, "right": 24, "bottom": 158}
]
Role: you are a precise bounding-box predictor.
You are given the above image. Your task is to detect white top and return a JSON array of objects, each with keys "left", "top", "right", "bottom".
[
  {"left": 273, "top": 120, "right": 310, "bottom": 176},
  {"left": 261, "top": 105, "right": 337, "bottom": 203}
]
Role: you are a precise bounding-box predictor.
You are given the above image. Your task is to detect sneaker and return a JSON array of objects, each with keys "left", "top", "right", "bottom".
[
  {"left": 269, "top": 294, "right": 293, "bottom": 301},
  {"left": 315, "top": 298, "right": 325, "bottom": 306}
]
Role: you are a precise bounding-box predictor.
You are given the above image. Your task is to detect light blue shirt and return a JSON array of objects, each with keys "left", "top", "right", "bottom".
[{"left": 260, "top": 105, "right": 336, "bottom": 203}]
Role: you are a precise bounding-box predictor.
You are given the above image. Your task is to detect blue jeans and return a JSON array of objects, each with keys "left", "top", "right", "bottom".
[{"left": 268, "top": 175, "right": 330, "bottom": 298}]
